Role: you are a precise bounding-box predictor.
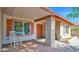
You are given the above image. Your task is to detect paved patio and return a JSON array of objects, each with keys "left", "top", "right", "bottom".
[{"left": 2, "top": 38, "right": 79, "bottom": 52}]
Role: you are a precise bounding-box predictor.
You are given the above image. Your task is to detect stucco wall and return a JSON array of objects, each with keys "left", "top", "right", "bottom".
[
  {"left": 54, "top": 16, "right": 71, "bottom": 41},
  {"left": 3, "top": 14, "right": 36, "bottom": 44},
  {"left": 60, "top": 23, "right": 71, "bottom": 41}
]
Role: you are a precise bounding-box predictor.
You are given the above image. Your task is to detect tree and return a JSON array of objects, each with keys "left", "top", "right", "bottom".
[
  {"left": 66, "top": 7, "right": 79, "bottom": 18},
  {"left": 71, "top": 27, "right": 79, "bottom": 36}
]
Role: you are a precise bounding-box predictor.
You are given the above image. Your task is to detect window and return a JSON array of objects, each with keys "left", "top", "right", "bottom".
[
  {"left": 14, "top": 21, "right": 23, "bottom": 35},
  {"left": 63, "top": 24, "right": 69, "bottom": 34},
  {"left": 24, "top": 23, "right": 30, "bottom": 34},
  {"left": 14, "top": 21, "right": 31, "bottom": 35}
]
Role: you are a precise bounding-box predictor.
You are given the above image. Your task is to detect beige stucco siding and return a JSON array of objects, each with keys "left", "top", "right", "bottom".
[
  {"left": 54, "top": 15, "right": 71, "bottom": 41},
  {"left": 60, "top": 23, "right": 71, "bottom": 40}
]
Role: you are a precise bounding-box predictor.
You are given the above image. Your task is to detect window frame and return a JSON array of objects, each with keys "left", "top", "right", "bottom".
[{"left": 13, "top": 20, "right": 32, "bottom": 35}]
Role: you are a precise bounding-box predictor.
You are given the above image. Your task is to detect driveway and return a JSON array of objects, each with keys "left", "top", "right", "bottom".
[
  {"left": 68, "top": 36, "right": 79, "bottom": 52},
  {"left": 69, "top": 36, "right": 79, "bottom": 47},
  {"left": 54, "top": 40, "right": 79, "bottom": 52}
]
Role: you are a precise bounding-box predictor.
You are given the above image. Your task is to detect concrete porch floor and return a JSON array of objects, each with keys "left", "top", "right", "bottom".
[
  {"left": 2, "top": 38, "right": 79, "bottom": 52},
  {"left": 2, "top": 40, "right": 58, "bottom": 52}
]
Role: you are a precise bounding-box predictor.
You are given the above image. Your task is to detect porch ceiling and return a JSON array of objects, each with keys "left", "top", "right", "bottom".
[{"left": 2, "top": 7, "right": 51, "bottom": 20}]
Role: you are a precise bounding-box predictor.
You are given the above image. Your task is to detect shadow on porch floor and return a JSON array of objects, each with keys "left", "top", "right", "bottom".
[
  {"left": 2, "top": 39, "right": 78, "bottom": 52},
  {"left": 2, "top": 40, "right": 58, "bottom": 52}
]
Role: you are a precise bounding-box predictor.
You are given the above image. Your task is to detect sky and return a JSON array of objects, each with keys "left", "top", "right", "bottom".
[{"left": 49, "top": 7, "right": 79, "bottom": 24}]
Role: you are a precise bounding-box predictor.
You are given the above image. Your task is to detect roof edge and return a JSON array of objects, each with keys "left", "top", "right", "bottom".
[{"left": 40, "top": 7, "right": 75, "bottom": 26}]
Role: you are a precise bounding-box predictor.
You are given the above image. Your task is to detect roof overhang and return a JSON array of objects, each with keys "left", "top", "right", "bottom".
[
  {"left": 2, "top": 7, "right": 51, "bottom": 20},
  {"left": 2, "top": 7, "right": 75, "bottom": 25},
  {"left": 36, "top": 7, "right": 76, "bottom": 26}
]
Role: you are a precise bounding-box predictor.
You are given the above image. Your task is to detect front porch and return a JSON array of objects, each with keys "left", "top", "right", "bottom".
[
  {"left": 35, "top": 18, "right": 61, "bottom": 43},
  {"left": 0, "top": 7, "right": 74, "bottom": 52},
  {"left": 2, "top": 40, "right": 58, "bottom": 52},
  {"left": 2, "top": 39, "right": 78, "bottom": 52}
]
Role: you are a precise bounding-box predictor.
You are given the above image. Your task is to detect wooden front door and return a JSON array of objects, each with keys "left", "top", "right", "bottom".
[{"left": 37, "top": 24, "right": 43, "bottom": 38}]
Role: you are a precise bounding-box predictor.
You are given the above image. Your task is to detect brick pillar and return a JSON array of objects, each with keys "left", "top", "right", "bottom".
[{"left": 45, "top": 16, "right": 55, "bottom": 47}]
